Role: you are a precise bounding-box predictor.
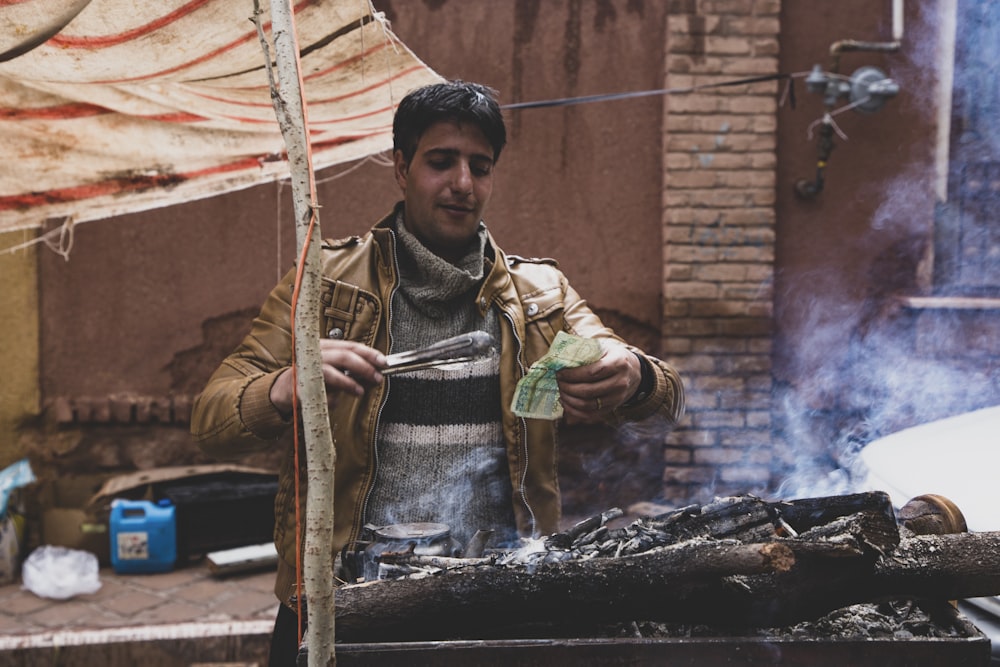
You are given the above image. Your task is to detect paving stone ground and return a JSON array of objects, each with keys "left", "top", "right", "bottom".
[{"left": 0, "top": 560, "right": 278, "bottom": 638}]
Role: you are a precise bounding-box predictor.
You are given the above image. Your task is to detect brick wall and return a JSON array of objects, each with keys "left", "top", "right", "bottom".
[{"left": 660, "top": 0, "right": 781, "bottom": 503}]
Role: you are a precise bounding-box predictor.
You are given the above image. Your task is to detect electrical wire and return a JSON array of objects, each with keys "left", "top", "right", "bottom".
[{"left": 501, "top": 72, "right": 801, "bottom": 110}]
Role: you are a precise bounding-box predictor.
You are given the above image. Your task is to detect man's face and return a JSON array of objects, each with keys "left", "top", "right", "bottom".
[{"left": 394, "top": 120, "right": 495, "bottom": 263}]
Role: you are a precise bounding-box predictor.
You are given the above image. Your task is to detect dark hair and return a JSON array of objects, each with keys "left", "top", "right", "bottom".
[{"left": 392, "top": 80, "right": 507, "bottom": 164}]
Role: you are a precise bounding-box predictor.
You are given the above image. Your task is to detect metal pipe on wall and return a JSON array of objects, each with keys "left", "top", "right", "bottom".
[{"left": 795, "top": 0, "right": 906, "bottom": 198}]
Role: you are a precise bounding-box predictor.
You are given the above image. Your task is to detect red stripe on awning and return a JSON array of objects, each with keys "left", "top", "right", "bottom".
[
  {"left": 0, "top": 102, "right": 108, "bottom": 120},
  {"left": 61, "top": 0, "right": 316, "bottom": 84},
  {"left": 0, "top": 157, "right": 261, "bottom": 211},
  {"left": 88, "top": 35, "right": 258, "bottom": 84},
  {"left": 190, "top": 42, "right": 391, "bottom": 104},
  {"left": 47, "top": 0, "right": 215, "bottom": 49},
  {"left": 0, "top": 131, "right": 377, "bottom": 212},
  {"left": 142, "top": 111, "right": 209, "bottom": 123},
  {"left": 303, "top": 40, "right": 390, "bottom": 81}
]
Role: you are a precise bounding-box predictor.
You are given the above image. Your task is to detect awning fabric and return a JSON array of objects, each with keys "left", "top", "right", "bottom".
[{"left": 0, "top": 0, "right": 442, "bottom": 233}]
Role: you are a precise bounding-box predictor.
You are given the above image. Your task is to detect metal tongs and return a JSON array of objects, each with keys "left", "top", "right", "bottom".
[{"left": 381, "top": 331, "right": 495, "bottom": 376}]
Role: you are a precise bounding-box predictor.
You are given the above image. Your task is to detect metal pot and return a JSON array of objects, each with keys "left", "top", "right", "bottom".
[{"left": 359, "top": 522, "right": 462, "bottom": 581}]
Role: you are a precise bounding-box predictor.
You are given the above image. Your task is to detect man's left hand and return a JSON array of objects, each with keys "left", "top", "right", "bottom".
[{"left": 556, "top": 343, "right": 641, "bottom": 423}]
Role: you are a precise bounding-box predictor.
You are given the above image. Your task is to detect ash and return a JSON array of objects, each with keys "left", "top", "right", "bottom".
[
  {"left": 499, "top": 498, "right": 774, "bottom": 569},
  {"left": 616, "top": 601, "right": 970, "bottom": 641}
]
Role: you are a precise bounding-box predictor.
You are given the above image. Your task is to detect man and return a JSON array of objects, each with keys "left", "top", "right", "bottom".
[{"left": 190, "top": 80, "right": 684, "bottom": 663}]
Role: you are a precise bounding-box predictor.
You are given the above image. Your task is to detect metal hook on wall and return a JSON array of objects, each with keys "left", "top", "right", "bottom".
[
  {"left": 794, "top": 65, "right": 900, "bottom": 198},
  {"left": 795, "top": 0, "right": 904, "bottom": 199}
]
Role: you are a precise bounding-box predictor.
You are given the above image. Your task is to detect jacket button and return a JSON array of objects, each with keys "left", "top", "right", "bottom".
[
  {"left": 328, "top": 328, "right": 344, "bottom": 339},
  {"left": 526, "top": 303, "right": 539, "bottom": 316}
]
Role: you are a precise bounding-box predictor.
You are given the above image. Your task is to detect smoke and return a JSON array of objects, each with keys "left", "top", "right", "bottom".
[
  {"left": 775, "top": 318, "right": 997, "bottom": 502},
  {"left": 769, "top": 3, "right": 1000, "bottom": 501},
  {"left": 370, "top": 448, "right": 516, "bottom": 548},
  {"left": 771, "top": 212, "right": 998, "bottom": 500},
  {"left": 560, "top": 416, "right": 679, "bottom": 516}
]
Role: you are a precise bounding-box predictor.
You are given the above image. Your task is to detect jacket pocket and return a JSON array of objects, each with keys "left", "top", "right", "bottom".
[
  {"left": 520, "top": 284, "right": 565, "bottom": 350},
  {"left": 320, "top": 279, "right": 381, "bottom": 345}
]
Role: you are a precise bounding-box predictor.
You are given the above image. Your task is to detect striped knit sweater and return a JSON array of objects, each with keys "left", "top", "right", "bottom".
[{"left": 363, "top": 215, "right": 518, "bottom": 550}]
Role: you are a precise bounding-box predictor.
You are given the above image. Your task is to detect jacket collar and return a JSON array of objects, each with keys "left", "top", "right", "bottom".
[{"left": 372, "top": 202, "right": 512, "bottom": 316}]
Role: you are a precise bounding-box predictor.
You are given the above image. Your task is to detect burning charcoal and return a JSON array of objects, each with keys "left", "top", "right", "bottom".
[
  {"left": 649, "top": 503, "right": 701, "bottom": 527},
  {"left": 620, "top": 535, "right": 656, "bottom": 555},
  {"left": 542, "top": 549, "right": 574, "bottom": 564},
  {"left": 634, "top": 522, "right": 673, "bottom": 546},
  {"left": 607, "top": 527, "right": 628, "bottom": 541},
  {"left": 544, "top": 533, "right": 573, "bottom": 550},
  {"left": 574, "top": 526, "right": 609, "bottom": 548},
  {"left": 547, "top": 508, "right": 624, "bottom": 549},
  {"left": 596, "top": 540, "right": 619, "bottom": 555},
  {"left": 376, "top": 563, "right": 415, "bottom": 579},
  {"left": 774, "top": 491, "right": 895, "bottom": 534},
  {"left": 774, "top": 515, "right": 799, "bottom": 538},
  {"left": 329, "top": 495, "right": 1000, "bottom": 645}
]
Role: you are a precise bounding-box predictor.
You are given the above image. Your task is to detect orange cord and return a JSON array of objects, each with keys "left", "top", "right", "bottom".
[{"left": 288, "top": 209, "right": 317, "bottom": 647}]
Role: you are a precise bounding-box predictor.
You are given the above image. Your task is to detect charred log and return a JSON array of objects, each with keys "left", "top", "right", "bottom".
[
  {"left": 335, "top": 539, "right": 795, "bottom": 642},
  {"left": 328, "top": 495, "right": 1000, "bottom": 643},
  {"left": 334, "top": 531, "right": 1000, "bottom": 642},
  {"left": 783, "top": 506, "right": 900, "bottom": 557},
  {"left": 873, "top": 531, "right": 1000, "bottom": 600},
  {"left": 773, "top": 491, "right": 897, "bottom": 535}
]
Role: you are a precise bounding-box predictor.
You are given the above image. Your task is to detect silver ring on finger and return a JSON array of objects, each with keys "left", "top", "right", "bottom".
[{"left": 596, "top": 397, "right": 603, "bottom": 411}]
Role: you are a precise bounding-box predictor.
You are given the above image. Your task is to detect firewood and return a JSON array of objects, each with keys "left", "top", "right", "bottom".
[
  {"left": 652, "top": 496, "right": 777, "bottom": 543},
  {"left": 874, "top": 531, "right": 1000, "bottom": 600},
  {"left": 784, "top": 507, "right": 900, "bottom": 557},
  {"left": 332, "top": 531, "right": 1000, "bottom": 642},
  {"left": 320, "top": 494, "right": 1000, "bottom": 643},
  {"left": 773, "top": 491, "right": 896, "bottom": 534},
  {"left": 334, "top": 538, "right": 795, "bottom": 642}
]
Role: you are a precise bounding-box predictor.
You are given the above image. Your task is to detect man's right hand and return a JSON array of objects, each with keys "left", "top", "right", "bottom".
[{"left": 269, "top": 339, "right": 386, "bottom": 417}]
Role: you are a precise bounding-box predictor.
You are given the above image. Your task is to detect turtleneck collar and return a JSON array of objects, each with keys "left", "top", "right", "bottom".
[{"left": 391, "top": 209, "right": 488, "bottom": 310}]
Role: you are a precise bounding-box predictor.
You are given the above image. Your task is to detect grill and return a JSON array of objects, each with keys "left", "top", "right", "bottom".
[
  {"left": 332, "top": 631, "right": 989, "bottom": 667},
  {"left": 297, "top": 492, "right": 997, "bottom": 666}
]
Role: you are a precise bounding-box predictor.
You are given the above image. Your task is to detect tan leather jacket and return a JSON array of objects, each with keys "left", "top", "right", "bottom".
[{"left": 190, "top": 209, "right": 684, "bottom": 606}]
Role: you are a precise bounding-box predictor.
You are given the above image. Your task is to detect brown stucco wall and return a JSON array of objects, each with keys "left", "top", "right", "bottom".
[
  {"left": 329, "top": 0, "right": 672, "bottom": 351},
  {"left": 775, "top": 0, "right": 936, "bottom": 401}
]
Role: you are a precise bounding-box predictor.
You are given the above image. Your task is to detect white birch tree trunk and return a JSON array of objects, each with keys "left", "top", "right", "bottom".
[{"left": 254, "top": 1, "right": 336, "bottom": 664}]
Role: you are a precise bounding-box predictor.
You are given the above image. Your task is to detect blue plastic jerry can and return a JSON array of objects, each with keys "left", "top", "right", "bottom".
[{"left": 109, "top": 499, "right": 177, "bottom": 574}]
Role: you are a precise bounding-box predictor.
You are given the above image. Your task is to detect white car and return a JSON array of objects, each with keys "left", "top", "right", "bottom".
[{"left": 858, "top": 405, "right": 1000, "bottom": 662}]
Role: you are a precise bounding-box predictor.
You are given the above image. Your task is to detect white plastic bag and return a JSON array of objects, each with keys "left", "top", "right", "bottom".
[{"left": 22, "top": 545, "right": 102, "bottom": 600}]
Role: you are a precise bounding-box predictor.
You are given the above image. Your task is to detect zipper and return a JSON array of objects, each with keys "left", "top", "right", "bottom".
[
  {"left": 355, "top": 229, "right": 399, "bottom": 546},
  {"left": 501, "top": 308, "right": 536, "bottom": 537}
]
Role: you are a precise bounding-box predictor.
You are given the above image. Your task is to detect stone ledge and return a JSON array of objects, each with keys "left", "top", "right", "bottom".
[
  {"left": 0, "top": 620, "right": 271, "bottom": 664},
  {"left": 49, "top": 395, "right": 195, "bottom": 426},
  {"left": 895, "top": 295, "right": 1000, "bottom": 310}
]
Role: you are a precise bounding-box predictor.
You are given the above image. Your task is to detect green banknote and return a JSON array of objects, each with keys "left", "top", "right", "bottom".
[{"left": 511, "top": 332, "right": 602, "bottom": 419}]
